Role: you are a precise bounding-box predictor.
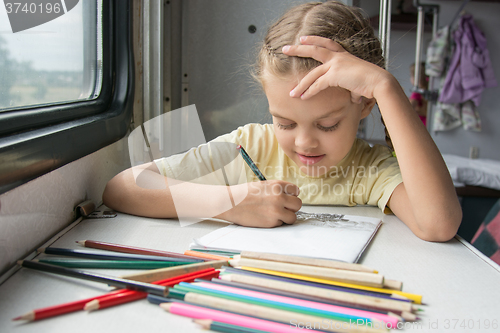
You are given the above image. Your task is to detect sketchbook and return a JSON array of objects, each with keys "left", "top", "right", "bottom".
[{"left": 190, "top": 213, "right": 382, "bottom": 263}]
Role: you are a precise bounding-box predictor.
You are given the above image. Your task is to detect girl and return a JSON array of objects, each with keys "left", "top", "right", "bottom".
[{"left": 103, "top": 1, "right": 461, "bottom": 242}]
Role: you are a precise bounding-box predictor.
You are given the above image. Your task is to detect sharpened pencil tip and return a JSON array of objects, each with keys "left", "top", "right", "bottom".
[
  {"left": 159, "top": 303, "right": 172, "bottom": 312},
  {"left": 84, "top": 300, "right": 100, "bottom": 311},
  {"left": 237, "top": 145, "right": 241, "bottom": 149},
  {"left": 36, "top": 247, "right": 45, "bottom": 254},
  {"left": 76, "top": 240, "right": 85, "bottom": 246},
  {"left": 193, "top": 319, "right": 212, "bottom": 328},
  {"left": 12, "top": 316, "right": 21, "bottom": 321}
]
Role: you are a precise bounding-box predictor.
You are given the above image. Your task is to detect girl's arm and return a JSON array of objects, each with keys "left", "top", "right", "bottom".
[
  {"left": 103, "top": 162, "right": 302, "bottom": 227},
  {"left": 283, "top": 36, "right": 461, "bottom": 242}
]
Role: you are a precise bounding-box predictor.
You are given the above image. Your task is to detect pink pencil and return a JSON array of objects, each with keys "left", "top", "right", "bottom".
[
  {"left": 160, "top": 302, "right": 317, "bottom": 333},
  {"left": 194, "top": 281, "right": 400, "bottom": 328}
]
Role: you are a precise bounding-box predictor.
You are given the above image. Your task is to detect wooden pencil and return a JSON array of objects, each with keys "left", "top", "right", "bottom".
[
  {"left": 84, "top": 269, "right": 220, "bottom": 311},
  {"left": 188, "top": 281, "right": 401, "bottom": 327},
  {"left": 18, "top": 260, "right": 168, "bottom": 296},
  {"left": 38, "top": 247, "right": 203, "bottom": 263},
  {"left": 35, "top": 258, "right": 199, "bottom": 269},
  {"left": 206, "top": 278, "right": 417, "bottom": 322},
  {"left": 230, "top": 258, "right": 385, "bottom": 288},
  {"left": 161, "top": 302, "right": 319, "bottom": 333},
  {"left": 221, "top": 267, "right": 408, "bottom": 302},
  {"left": 184, "top": 250, "right": 229, "bottom": 261},
  {"left": 239, "top": 251, "right": 377, "bottom": 273},
  {"left": 238, "top": 266, "right": 419, "bottom": 303},
  {"left": 194, "top": 319, "right": 268, "bottom": 333},
  {"left": 182, "top": 292, "right": 388, "bottom": 333},
  {"left": 174, "top": 282, "right": 400, "bottom": 327},
  {"left": 121, "top": 260, "right": 228, "bottom": 282},
  {"left": 221, "top": 274, "right": 419, "bottom": 314},
  {"left": 12, "top": 289, "right": 127, "bottom": 321},
  {"left": 12, "top": 268, "right": 216, "bottom": 321},
  {"left": 77, "top": 239, "right": 208, "bottom": 261}
]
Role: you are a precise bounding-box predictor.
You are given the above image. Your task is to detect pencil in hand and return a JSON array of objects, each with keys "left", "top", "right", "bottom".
[{"left": 237, "top": 145, "right": 266, "bottom": 181}]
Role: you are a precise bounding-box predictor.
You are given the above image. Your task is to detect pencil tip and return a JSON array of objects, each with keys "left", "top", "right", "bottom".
[
  {"left": 193, "top": 319, "right": 212, "bottom": 328},
  {"left": 237, "top": 145, "right": 241, "bottom": 149},
  {"left": 84, "top": 300, "right": 100, "bottom": 311},
  {"left": 36, "top": 247, "right": 44, "bottom": 253},
  {"left": 12, "top": 316, "right": 21, "bottom": 321},
  {"left": 16, "top": 260, "right": 23, "bottom": 266},
  {"left": 76, "top": 240, "right": 85, "bottom": 245},
  {"left": 159, "top": 303, "right": 172, "bottom": 312}
]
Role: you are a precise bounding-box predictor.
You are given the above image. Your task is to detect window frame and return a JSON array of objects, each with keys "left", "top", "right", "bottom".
[{"left": 0, "top": 0, "right": 134, "bottom": 195}]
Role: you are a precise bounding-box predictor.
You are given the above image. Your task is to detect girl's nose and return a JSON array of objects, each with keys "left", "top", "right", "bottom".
[{"left": 295, "top": 130, "right": 319, "bottom": 150}]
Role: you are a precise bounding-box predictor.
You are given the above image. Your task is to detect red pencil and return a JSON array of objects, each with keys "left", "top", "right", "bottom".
[
  {"left": 12, "top": 289, "right": 127, "bottom": 321},
  {"left": 12, "top": 268, "right": 217, "bottom": 321},
  {"left": 84, "top": 269, "right": 220, "bottom": 311},
  {"left": 77, "top": 240, "right": 209, "bottom": 261}
]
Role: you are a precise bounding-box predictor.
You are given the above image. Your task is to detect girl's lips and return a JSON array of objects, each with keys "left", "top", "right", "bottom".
[{"left": 297, "top": 153, "right": 325, "bottom": 165}]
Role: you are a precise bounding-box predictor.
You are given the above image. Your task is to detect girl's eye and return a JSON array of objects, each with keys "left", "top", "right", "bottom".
[
  {"left": 318, "top": 122, "right": 340, "bottom": 132},
  {"left": 277, "top": 123, "right": 296, "bottom": 130}
]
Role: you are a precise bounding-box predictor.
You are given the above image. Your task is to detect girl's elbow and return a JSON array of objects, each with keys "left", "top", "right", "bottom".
[{"left": 417, "top": 212, "right": 462, "bottom": 242}]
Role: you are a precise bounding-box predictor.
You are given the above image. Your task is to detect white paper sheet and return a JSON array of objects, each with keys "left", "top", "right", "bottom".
[{"left": 191, "top": 215, "right": 382, "bottom": 263}]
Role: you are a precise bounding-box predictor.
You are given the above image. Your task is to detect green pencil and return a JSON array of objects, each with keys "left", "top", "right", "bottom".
[
  {"left": 35, "top": 259, "right": 199, "bottom": 269},
  {"left": 194, "top": 319, "right": 268, "bottom": 333}
]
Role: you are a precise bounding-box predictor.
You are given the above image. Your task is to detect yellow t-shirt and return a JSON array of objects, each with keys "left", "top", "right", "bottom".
[{"left": 155, "top": 123, "right": 402, "bottom": 213}]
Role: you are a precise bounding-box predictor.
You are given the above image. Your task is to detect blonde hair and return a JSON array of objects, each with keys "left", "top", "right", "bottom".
[{"left": 255, "top": 1, "right": 393, "bottom": 150}]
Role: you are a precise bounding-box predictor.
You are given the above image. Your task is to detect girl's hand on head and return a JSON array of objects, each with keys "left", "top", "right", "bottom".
[
  {"left": 282, "top": 36, "right": 389, "bottom": 103},
  {"left": 218, "top": 180, "right": 302, "bottom": 228}
]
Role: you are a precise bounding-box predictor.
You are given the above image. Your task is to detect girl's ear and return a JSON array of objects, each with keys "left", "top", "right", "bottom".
[{"left": 360, "top": 98, "right": 376, "bottom": 119}]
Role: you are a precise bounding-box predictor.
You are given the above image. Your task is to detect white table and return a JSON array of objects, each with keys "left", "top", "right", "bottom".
[{"left": 1, "top": 205, "right": 499, "bottom": 332}]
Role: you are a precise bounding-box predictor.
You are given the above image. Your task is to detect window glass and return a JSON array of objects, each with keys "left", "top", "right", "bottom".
[{"left": 0, "top": 0, "right": 102, "bottom": 112}]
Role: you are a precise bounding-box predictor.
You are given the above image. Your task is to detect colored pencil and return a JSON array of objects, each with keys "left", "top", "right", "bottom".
[
  {"left": 221, "top": 274, "right": 419, "bottom": 314},
  {"left": 77, "top": 239, "right": 208, "bottom": 261},
  {"left": 239, "top": 251, "right": 377, "bottom": 273},
  {"left": 12, "top": 289, "right": 128, "bottom": 321},
  {"left": 120, "top": 260, "right": 227, "bottom": 282},
  {"left": 194, "top": 319, "right": 269, "bottom": 333},
  {"left": 238, "top": 266, "right": 420, "bottom": 303},
  {"left": 184, "top": 250, "right": 229, "bottom": 261},
  {"left": 212, "top": 276, "right": 417, "bottom": 321},
  {"left": 84, "top": 269, "right": 220, "bottom": 311},
  {"left": 12, "top": 268, "right": 217, "bottom": 321},
  {"left": 38, "top": 247, "right": 203, "bottom": 263},
  {"left": 230, "top": 258, "right": 385, "bottom": 288},
  {"left": 221, "top": 267, "right": 409, "bottom": 302},
  {"left": 173, "top": 282, "right": 398, "bottom": 327},
  {"left": 18, "top": 260, "right": 168, "bottom": 297},
  {"left": 161, "top": 302, "right": 319, "bottom": 333},
  {"left": 188, "top": 281, "right": 401, "bottom": 327},
  {"left": 177, "top": 292, "right": 389, "bottom": 333},
  {"left": 237, "top": 145, "right": 266, "bottom": 181},
  {"left": 35, "top": 258, "right": 199, "bottom": 269}
]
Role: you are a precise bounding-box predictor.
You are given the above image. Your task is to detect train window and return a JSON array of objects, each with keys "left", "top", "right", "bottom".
[
  {"left": 0, "top": 0, "right": 134, "bottom": 194},
  {"left": 0, "top": 1, "right": 102, "bottom": 111}
]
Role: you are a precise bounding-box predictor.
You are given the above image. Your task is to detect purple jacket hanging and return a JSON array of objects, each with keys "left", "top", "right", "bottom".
[{"left": 439, "top": 14, "right": 497, "bottom": 106}]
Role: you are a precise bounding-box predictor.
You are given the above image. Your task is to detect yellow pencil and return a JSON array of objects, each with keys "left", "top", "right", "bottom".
[{"left": 239, "top": 266, "right": 422, "bottom": 304}]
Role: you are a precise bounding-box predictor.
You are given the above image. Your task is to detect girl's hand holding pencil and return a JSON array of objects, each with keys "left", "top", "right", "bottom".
[
  {"left": 217, "top": 180, "right": 302, "bottom": 228},
  {"left": 218, "top": 145, "right": 302, "bottom": 228}
]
